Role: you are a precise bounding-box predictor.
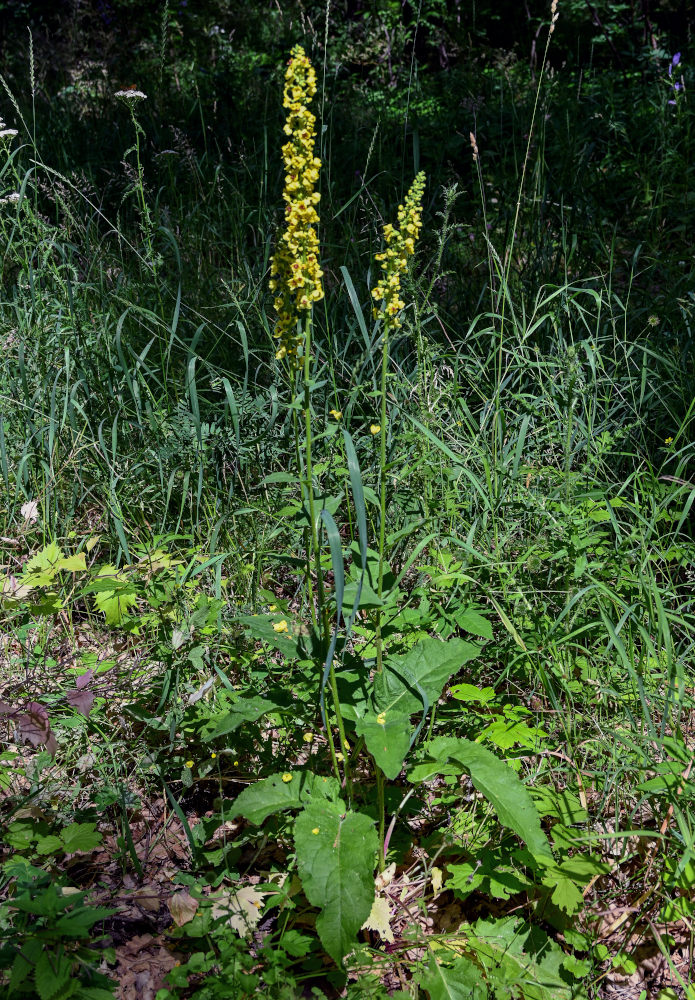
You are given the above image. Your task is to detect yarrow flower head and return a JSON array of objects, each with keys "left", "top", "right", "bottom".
[
  {"left": 269, "top": 45, "right": 324, "bottom": 365},
  {"left": 371, "top": 171, "right": 426, "bottom": 330}
]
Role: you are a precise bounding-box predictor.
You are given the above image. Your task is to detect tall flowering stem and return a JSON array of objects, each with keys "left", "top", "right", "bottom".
[
  {"left": 270, "top": 47, "right": 349, "bottom": 790},
  {"left": 371, "top": 172, "right": 425, "bottom": 868},
  {"left": 372, "top": 172, "right": 425, "bottom": 674},
  {"left": 270, "top": 45, "right": 324, "bottom": 365}
]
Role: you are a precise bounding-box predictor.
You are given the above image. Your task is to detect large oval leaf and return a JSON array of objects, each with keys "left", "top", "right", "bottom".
[
  {"left": 231, "top": 772, "right": 342, "bottom": 826},
  {"left": 375, "top": 638, "right": 480, "bottom": 716},
  {"left": 294, "top": 801, "right": 378, "bottom": 966}
]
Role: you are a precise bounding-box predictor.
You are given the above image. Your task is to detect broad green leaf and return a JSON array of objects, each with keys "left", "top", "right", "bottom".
[
  {"left": 56, "top": 553, "right": 87, "bottom": 572},
  {"left": 454, "top": 609, "right": 493, "bottom": 640},
  {"left": 60, "top": 822, "right": 102, "bottom": 854},
  {"left": 231, "top": 771, "right": 342, "bottom": 826},
  {"left": 413, "top": 737, "right": 552, "bottom": 858},
  {"left": 355, "top": 711, "right": 412, "bottom": 779},
  {"left": 204, "top": 696, "right": 282, "bottom": 740},
  {"left": 450, "top": 683, "right": 496, "bottom": 705},
  {"left": 420, "top": 954, "right": 487, "bottom": 1000},
  {"left": 462, "top": 916, "right": 583, "bottom": 1000},
  {"left": 34, "top": 835, "right": 63, "bottom": 856},
  {"left": 234, "top": 614, "right": 308, "bottom": 659},
  {"left": 375, "top": 638, "right": 480, "bottom": 716},
  {"left": 294, "top": 801, "right": 377, "bottom": 966},
  {"left": 92, "top": 566, "right": 137, "bottom": 624}
]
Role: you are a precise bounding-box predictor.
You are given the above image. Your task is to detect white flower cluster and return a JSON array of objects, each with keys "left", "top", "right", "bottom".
[
  {"left": 0, "top": 118, "right": 18, "bottom": 140},
  {"left": 114, "top": 89, "right": 147, "bottom": 101}
]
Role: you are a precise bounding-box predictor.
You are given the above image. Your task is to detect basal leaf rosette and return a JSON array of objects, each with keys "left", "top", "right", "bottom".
[
  {"left": 372, "top": 171, "right": 426, "bottom": 330},
  {"left": 269, "top": 45, "right": 324, "bottom": 365}
]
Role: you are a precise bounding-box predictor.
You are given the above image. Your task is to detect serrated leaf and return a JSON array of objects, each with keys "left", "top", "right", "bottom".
[
  {"left": 420, "top": 954, "right": 487, "bottom": 1000},
  {"left": 294, "top": 801, "right": 378, "bottom": 966},
  {"left": 375, "top": 637, "right": 480, "bottom": 716},
  {"left": 211, "top": 885, "right": 268, "bottom": 937},
  {"left": 413, "top": 737, "right": 552, "bottom": 858},
  {"left": 355, "top": 711, "right": 411, "bottom": 779},
  {"left": 60, "top": 822, "right": 102, "bottom": 854},
  {"left": 34, "top": 948, "right": 72, "bottom": 1000},
  {"left": 231, "top": 771, "right": 342, "bottom": 826},
  {"left": 35, "top": 835, "right": 64, "bottom": 855},
  {"left": 24, "top": 542, "right": 64, "bottom": 575},
  {"left": 361, "top": 895, "right": 394, "bottom": 943},
  {"left": 92, "top": 566, "right": 137, "bottom": 624}
]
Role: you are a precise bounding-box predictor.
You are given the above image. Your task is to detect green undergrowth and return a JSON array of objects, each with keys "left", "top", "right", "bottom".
[{"left": 1, "top": 2, "right": 695, "bottom": 999}]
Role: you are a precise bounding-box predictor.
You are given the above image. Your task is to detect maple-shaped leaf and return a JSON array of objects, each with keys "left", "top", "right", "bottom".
[
  {"left": 60, "top": 822, "right": 102, "bottom": 854},
  {"left": 91, "top": 565, "right": 138, "bottom": 624},
  {"left": 210, "top": 885, "right": 268, "bottom": 937}
]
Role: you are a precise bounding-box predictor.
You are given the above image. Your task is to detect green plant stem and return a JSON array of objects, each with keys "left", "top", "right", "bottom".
[
  {"left": 302, "top": 316, "right": 351, "bottom": 793},
  {"left": 375, "top": 324, "right": 389, "bottom": 674},
  {"left": 376, "top": 768, "right": 386, "bottom": 873}
]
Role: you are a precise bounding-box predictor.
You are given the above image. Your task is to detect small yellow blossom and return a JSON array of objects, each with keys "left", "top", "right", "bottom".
[
  {"left": 371, "top": 172, "right": 426, "bottom": 330},
  {"left": 210, "top": 752, "right": 217, "bottom": 759},
  {"left": 665, "top": 436, "right": 674, "bottom": 445},
  {"left": 269, "top": 46, "right": 324, "bottom": 366},
  {"left": 282, "top": 772, "right": 293, "bottom": 783},
  {"left": 273, "top": 620, "right": 289, "bottom": 633},
  {"left": 234, "top": 760, "right": 239, "bottom": 766},
  {"left": 185, "top": 760, "right": 194, "bottom": 768},
  {"left": 344, "top": 739, "right": 350, "bottom": 750},
  {"left": 370, "top": 424, "right": 381, "bottom": 435},
  {"left": 312, "top": 827, "right": 320, "bottom": 835},
  {"left": 269, "top": 604, "right": 278, "bottom": 611},
  {"left": 376, "top": 712, "right": 386, "bottom": 726},
  {"left": 335, "top": 752, "right": 344, "bottom": 763},
  {"left": 303, "top": 732, "right": 314, "bottom": 743},
  {"left": 329, "top": 409, "right": 342, "bottom": 420}
]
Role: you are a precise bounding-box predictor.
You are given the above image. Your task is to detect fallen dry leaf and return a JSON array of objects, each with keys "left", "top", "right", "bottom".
[{"left": 168, "top": 889, "right": 198, "bottom": 927}]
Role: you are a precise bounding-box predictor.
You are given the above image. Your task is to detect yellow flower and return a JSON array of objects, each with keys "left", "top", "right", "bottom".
[
  {"left": 210, "top": 752, "right": 217, "bottom": 759},
  {"left": 185, "top": 760, "right": 194, "bottom": 768},
  {"left": 312, "top": 827, "right": 320, "bottom": 835},
  {"left": 234, "top": 760, "right": 239, "bottom": 766},
  {"left": 269, "top": 604, "right": 278, "bottom": 611},
  {"left": 344, "top": 739, "right": 350, "bottom": 750},
  {"left": 273, "top": 619, "right": 289, "bottom": 633},
  {"left": 335, "top": 752, "right": 344, "bottom": 763},
  {"left": 303, "top": 732, "right": 314, "bottom": 743},
  {"left": 329, "top": 409, "right": 342, "bottom": 420},
  {"left": 269, "top": 46, "right": 324, "bottom": 366},
  {"left": 282, "top": 772, "right": 293, "bottom": 783},
  {"left": 371, "top": 172, "right": 426, "bottom": 330},
  {"left": 370, "top": 424, "right": 381, "bottom": 435},
  {"left": 665, "top": 436, "right": 673, "bottom": 445},
  {"left": 376, "top": 712, "right": 386, "bottom": 726}
]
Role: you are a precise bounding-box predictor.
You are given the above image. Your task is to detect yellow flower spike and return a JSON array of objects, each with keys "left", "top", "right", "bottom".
[
  {"left": 269, "top": 45, "right": 324, "bottom": 367},
  {"left": 273, "top": 619, "right": 289, "bottom": 633},
  {"left": 282, "top": 772, "right": 293, "bottom": 783},
  {"left": 371, "top": 172, "right": 426, "bottom": 331},
  {"left": 370, "top": 424, "right": 381, "bottom": 435}
]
